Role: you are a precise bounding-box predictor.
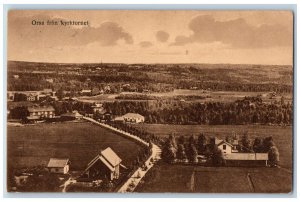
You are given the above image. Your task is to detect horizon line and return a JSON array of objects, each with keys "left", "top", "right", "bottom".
[{"left": 7, "top": 60, "right": 293, "bottom": 67}]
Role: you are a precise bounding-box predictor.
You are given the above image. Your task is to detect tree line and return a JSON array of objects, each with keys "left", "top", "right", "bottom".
[{"left": 161, "top": 132, "right": 280, "bottom": 167}]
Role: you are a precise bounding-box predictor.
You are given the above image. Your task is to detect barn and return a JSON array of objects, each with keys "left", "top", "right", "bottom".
[{"left": 84, "top": 147, "right": 122, "bottom": 181}]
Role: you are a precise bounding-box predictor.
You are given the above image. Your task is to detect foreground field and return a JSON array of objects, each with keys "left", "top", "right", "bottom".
[
  {"left": 135, "top": 163, "right": 292, "bottom": 193},
  {"left": 133, "top": 124, "right": 293, "bottom": 169},
  {"left": 7, "top": 121, "right": 144, "bottom": 170}
]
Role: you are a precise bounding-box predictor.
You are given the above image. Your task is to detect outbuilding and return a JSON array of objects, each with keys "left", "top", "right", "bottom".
[
  {"left": 47, "top": 158, "right": 70, "bottom": 174},
  {"left": 84, "top": 147, "right": 122, "bottom": 181}
]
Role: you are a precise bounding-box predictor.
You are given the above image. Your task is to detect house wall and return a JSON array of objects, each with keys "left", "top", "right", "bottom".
[
  {"left": 218, "top": 143, "right": 232, "bottom": 154},
  {"left": 88, "top": 160, "right": 113, "bottom": 180},
  {"left": 49, "top": 167, "right": 65, "bottom": 174}
]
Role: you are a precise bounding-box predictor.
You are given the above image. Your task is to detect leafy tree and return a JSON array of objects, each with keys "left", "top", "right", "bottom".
[
  {"left": 178, "top": 135, "right": 185, "bottom": 145},
  {"left": 187, "top": 143, "right": 198, "bottom": 163},
  {"left": 241, "top": 132, "right": 252, "bottom": 152},
  {"left": 252, "top": 137, "right": 263, "bottom": 153},
  {"left": 161, "top": 135, "right": 177, "bottom": 163},
  {"left": 56, "top": 88, "right": 65, "bottom": 101},
  {"left": 211, "top": 145, "right": 225, "bottom": 166},
  {"left": 262, "top": 136, "right": 275, "bottom": 152},
  {"left": 176, "top": 144, "right": 187, "bottom": 161},
  {"left": 197, "top": 133, "right": 206, "bottom": 154},
  {"left": 268, "top": 146, "right": 280, "bottom": 167}
]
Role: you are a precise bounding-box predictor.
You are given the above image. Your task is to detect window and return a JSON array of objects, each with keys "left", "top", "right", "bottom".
[{"left": 223, "top": 145, "right": 226, "bottom": 150}]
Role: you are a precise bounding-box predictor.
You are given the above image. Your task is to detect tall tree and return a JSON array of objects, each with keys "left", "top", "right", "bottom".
[
  {"left": 268, "top": 146, "right": 280, "bottom": 167},
  {"left": 197, "top": 133, "right": 206, "bottom": 154}
]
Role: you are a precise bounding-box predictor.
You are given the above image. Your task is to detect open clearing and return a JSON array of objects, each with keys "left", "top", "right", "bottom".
[
  {"left": 7, "top": 121, "right": 144, "bottom": 170},
  {"left": 135, "top": 163, "right": 292, "bottom": 193},
  {"left": 133, "top": 124, "right": 293, "bottom": 169}
]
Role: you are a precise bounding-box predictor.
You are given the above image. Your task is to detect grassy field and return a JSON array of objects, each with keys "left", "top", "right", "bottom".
[
  {"left": 133, "top": 124, "right": 293, "bottom": 169},
  {"left": 77, "top": 90, "right": 292, "bottom": 104},
  {"left": 135, "top": 163, "right": 292, "bottom": 193},
  {"left": 7, "top": 121, "right": 144, "bottom": 170}
]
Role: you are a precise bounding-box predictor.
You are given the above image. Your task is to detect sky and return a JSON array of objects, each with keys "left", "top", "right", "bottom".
[{"left": 8, "top": 10, "right": 293, "bottom": 65}]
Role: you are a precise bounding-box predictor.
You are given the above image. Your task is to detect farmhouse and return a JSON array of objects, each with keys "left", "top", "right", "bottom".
[
  {"left": 215, "top": 138, "right": 269, "bottom": 166},
  {"left": 123, "top": 113, "right": 145, "bottom": 123},
  {"left": 27, "top": 105, "right": 55, "bottom": 121},
  {"left": 84, "top": 147, "right": 122, "bottom": 181},
  {"left": 217, "top": 140, "right": 234, "bottom": 154},
  {"left": 47, "top": 158, "right": 70, "bottom": 174},
  {"left": 60, "top": 110, "right": 83, "bottom": 121}
]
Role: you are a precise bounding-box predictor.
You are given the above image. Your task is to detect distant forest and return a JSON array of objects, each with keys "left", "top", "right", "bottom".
[{"left": 7, "top": 61, "right": 293, "bottom": 93}]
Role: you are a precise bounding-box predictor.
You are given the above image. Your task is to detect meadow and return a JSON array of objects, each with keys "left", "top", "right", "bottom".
[
  {"left": 135, "top": 163, "right": 292, "bottom": 193},
  {"left": 7, "top": 121, "right": 144, "bottom": 170}
]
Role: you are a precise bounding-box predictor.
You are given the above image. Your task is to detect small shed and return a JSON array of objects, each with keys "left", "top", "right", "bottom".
[{"left": 47, "top": 158, "right": 70, "bottom": 174}]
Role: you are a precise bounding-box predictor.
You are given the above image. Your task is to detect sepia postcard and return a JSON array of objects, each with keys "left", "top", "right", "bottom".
[{"left": 6, "top": 9, "right": 293, "bottom": 194}]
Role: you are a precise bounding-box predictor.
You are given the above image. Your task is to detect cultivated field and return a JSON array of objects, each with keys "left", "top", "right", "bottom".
[
  {"left": 135, "top": 163, "right": 292, "bottom": 193},
  {"left": 7, "top": 121, "right": 144, "bottom": 170},
  {"left": 133, "top": 124, "right": 293, "bottom": 169}
]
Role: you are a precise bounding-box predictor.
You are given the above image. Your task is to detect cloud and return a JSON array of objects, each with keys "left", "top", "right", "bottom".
[
  {"left": 79, "top": 22, "right": 133, "bottom": 46},
  {"left": 171, "top": 15, "right": 292, "bottom": 48},
  {"left": 139, "top": 41, "right": 153, "bottom": 48},
  {"left": 156, "top": 30, "right": 170, "bottom": 42}
]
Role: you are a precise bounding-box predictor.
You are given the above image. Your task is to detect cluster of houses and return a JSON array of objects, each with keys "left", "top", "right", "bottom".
[
  {"left": 9, "top": 100, "right": 145, "bottom": 124},
  {"left": 7, "top": 89, "right": 57, "bottom": 102},
  {"left": 47, "top": 147, "right": 123, "bottom": 181}
]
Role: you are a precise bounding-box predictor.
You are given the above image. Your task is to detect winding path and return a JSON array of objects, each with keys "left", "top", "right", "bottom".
[{"left": 83, "top": 117, "right": 161, "bottom": 193}]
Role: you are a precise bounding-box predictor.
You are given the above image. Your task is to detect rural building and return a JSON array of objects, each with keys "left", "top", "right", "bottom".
[
  {"left": 92, "top": 103, "right": 104, "bottom": 113},
  {"left": 60, "top": 110, "right": 83, "bottom": 121},
  {"left": 223, "top": 153, "right": 268, "bottom": 166},
  {"left": 122, "top": 113, "right": 145, "bottom": 123},
  {"left": 27, "top": 93, "right": 39, "bottom": 101},
  {"left": 47, "top": 158, "right": 70, "bottom": 174},
  {"left": 27, "top": 105, "right": 55, "bottom": 121},
  {"left": 84, "top": 147, "right": 122, "bottom": 181},
  {"left": 81, "top": 89, "right": 92, "bottom": 96},
  {"left": 217, "top": 140, "right": 234, "bottom": 154}
]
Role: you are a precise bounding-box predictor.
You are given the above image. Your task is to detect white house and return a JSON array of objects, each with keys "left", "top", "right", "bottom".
[
  {"left": 217, "top": 140, "right": 234, "bottom": 154},
  {"left": 122, "top": 113, "right": 145, "bottom": 123},
  {"left": 47, "top": 158, "right": 70, "bottom": 174}
]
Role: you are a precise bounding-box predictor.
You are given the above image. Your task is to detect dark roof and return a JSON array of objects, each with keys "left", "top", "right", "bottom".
[
  {"left": 47, "top": 158, "right": 69, "bottom": 168},
  {"left": 28, "top": 106, "right": 55, "bottom": 112},
  {"left": 61, "top": 111, "right": 83, "bottom": 118}
]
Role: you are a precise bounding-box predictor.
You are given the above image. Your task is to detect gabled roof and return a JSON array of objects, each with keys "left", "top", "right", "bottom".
[
  {"left": 47, "top": 158, "right": 69, "bottom": 168},
  {"left": 85, "top": 147, "right": 122, "bottom": 173},
  {"left": 101, "top": 147, "right": 122, "bottom": 167},
  {"left": 123, "top": 113, "right": 144, "bottom": 119},
  {"left": 217, "top": 140, "right": 234, "bottom": 148}
]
